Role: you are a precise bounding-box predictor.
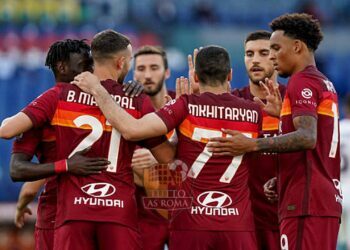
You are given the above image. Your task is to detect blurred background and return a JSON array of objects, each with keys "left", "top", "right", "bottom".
[{"left": 0, "top": 0, "right": 349, "bottom": 249}]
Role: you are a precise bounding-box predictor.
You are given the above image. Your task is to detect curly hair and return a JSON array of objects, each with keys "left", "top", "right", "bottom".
[
  {"left": 45, "top": 39, "right": 91, "bottom": 77},
  {"left": 270, "top": 13, "right": 323, "bottom": 51}
]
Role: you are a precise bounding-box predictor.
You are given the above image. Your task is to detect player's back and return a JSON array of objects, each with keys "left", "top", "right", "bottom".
[
  {"left": 50, "top": 80, "right": 161, "bottom": 230},
  {"left": 162, "top": 92, "right": 262, "bottom": 231},
  {"left": 279, "top": 65, "right": 342, "bottom": 220}
]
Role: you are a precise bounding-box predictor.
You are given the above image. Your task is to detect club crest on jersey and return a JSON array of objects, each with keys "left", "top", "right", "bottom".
[
  {"left": 81, "top": 182, "right": 116, "bottom": 198},
  {"left": 301, "top": 88, "right": 313, "bottom": 99},
  {"left": 197, "top": 191, "right": 232, "bottom": 208}
]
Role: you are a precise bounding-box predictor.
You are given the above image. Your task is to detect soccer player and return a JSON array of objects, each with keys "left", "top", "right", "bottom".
[
  {"left": 207, "top": 13, "right": 342, "bottom": 250},
  {"left": 10, "top": 39, "right": 110, "bottom": 250},
  {"left": 73, "top": 45, "right": 262, "bottom": 249},
  {"left": 132, "top": 45, "right": 175, "bottom": 250},
  {"left": 231, "top": 30, "right": 286, "bottom": 250},
  {"left": 1, "top": 29, "right": 175, "bottom": 250}
]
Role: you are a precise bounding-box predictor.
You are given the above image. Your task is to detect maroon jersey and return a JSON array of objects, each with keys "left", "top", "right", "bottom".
[
  {"left": 279, "top": 65, "right": 342, "bottom": 220},
  {"left": 232, "top": 84, "right": 286, "bottom": 230},
  {"left": 12, "top": 126, "right": 58, "bottom": 229},
  {"left": 22, "top": 80, "right": 166, "bottom": 230},
  {"left": 156, "top": 92, "right": 262, "bottom": 231}
]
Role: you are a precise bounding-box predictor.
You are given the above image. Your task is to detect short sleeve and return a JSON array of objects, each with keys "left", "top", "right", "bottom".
[
  {"left": 288, "top": 75, "right": 321, "bottom": 119},
  {"left": 21, "top": 86, "right": 59, "bottom": 128},
  {"left": 12, "top": 129, "right": 41, "bottom": 158},
  {"left": 155, "top": 96, "right": 189, "bottom": 132}
]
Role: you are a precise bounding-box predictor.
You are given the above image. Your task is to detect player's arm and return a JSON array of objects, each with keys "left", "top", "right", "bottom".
[
  {"left": 208, "top": 115, "right": 317, "bottom": 156},
  {"left": 72, "top": 72, "right": 168, "bottom": 141},
  {"left": 15, "top": 180, "right": 45, "bottom": 228},
  {"left": 0, "top": 112, "right": 33, "bottom": 139},
  {"left": 10, "top": 150, "right": 110, "bottom": 182}
]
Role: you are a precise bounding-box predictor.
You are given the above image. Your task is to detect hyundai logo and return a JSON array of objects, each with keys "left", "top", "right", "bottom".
[
  {"left": 81, "top": 183, "right": 116, "bottom": 198},
  {"left": 197, "top": 191, "right": 232, "bottom": 208}
]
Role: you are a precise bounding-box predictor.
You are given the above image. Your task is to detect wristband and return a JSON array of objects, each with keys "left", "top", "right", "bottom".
[{"left": 54, "top": 159, "right": 68, "bottom": 174}]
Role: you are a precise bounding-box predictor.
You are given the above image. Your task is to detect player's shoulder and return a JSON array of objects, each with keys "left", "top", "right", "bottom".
[{"left": 231, "top": 86, "right": 251, "bottom": 99}]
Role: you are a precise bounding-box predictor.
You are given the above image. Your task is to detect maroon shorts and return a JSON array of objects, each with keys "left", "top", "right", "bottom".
[
  {"left": 280, "top": 216, "right": 340, "bottom": 250},
  {"left": 53, "top": 221, "right": 142, "bottom": 250},
  {"left": 255, "top": 229, "right": 280, "bottom": 250},
  {"left": 35, "top": 227, "right": 54, "bottom": 250},
  {"left": 169, "top": 230, "right": 258, "bottom": 250},
  {"left": 139, "top": 219, "right": 169, "bottom": 250}
]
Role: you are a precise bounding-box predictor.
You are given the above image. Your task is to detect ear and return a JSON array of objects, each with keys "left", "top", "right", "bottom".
[
  {"left": 56, "top": 61, "right": 66, "bottom": 74},
  {"left": 165, "top": 68, "right": 170, "bottom": 80},
  {"left": 294, "top": 40, "right": 303, "bottom": 54},
  {"left": 227, "top": 69, "right": 232, "bottom": 81},
  {"left": 194, "top": 71, "right": 199, "bottom": 83},
  {"left": 116, "top": 56, "right": 126, "bottom": 70}
]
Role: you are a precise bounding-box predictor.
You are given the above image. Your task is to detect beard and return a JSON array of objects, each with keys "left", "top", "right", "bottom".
[
  {"left": 248, "top": 68, "right": 274, "bottom": 85},
  {"left": 143, "top": 76, "right": 165, "bottom": 96}
]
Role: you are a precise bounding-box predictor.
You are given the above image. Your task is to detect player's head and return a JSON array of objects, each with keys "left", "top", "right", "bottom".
[
  {"left": 269, "top": 13, "right": 323, "bottom": 77},
  {"left": 91, "top": 29, "right": 132, "bottom": 84},
  {"left": 133, "top": 46, "right": 170, "bottom": 96},
  {"left": 45, "top": 39, "right": 93, "bottom": 83},
  {"left": 194, "top": 45, "right": 231, "bottom": 87},
  {"left": 244, "top": 31, "right": 275, "bottom": 85}
]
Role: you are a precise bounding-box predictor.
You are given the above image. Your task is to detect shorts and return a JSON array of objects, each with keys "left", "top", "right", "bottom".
[
  {"left": 53, "top": 221, "right": 142, "bottom": 250},
  {"left": 169, "top": 230, "right": 257, "bottom": 250},
  {"left": 280, "top": 216, "right": 340, "bottom": 250},
  {"left": 35, "top": 227, "right": 54, "bottom": 250},
  {"left": 139, "top": 219, "right": 169, "bottom": 250}
]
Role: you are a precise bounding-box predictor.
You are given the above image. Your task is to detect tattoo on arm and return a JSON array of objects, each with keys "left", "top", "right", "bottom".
[{"left": 256, "top": 116, "right": 317, "bottom": 153}]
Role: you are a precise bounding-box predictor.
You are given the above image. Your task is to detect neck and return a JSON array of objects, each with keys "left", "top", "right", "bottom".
[
  {"left": 149, "top": 84, "right": 168, "bottom": 110},
  {"left": 199, "top": 82, "right": 228, "bottom": 95},
  {"left": 93, "top": 64, "right": 119, "bottom": 82},
  {"left": 249, "top": 73, "right": 278, "bottom": 100},
  {"left": 292, "top": 53, "right": 316, "bottom": 75}
]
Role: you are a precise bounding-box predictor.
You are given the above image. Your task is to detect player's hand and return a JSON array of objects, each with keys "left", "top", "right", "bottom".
[
  {"left": 188, "top": 48, "right": 200, "bottom": 94},
  {"left": 67, "top": 148, "right": 110, "bottom": 175},
  {"left": 123, "top": 80, "right": 144, "bottom": 97},
  {"left": 207, "top": 129, "right": 257, "bottom": 156},
  {"left": 253, "top": 78, "right": 282, "bottom": 117},
  {"left": 14, "top": 206, "right": 32, "bottom": 228},
  {"left": 176, "top": 77, "right": 191, "bottom": 98},
  {"left": 71, "top": 72, "right": 102, "bottom": 95},
  {"left": 131, "top": 148, "right": 158, "bottom": 170},
  {"left": 263, "top": 177, "right": 278, "bottom": 203}
]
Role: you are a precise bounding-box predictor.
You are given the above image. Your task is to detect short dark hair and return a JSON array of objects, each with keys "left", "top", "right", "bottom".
[
  {"left": 270, "top": 13, "right": 323, "bottom": 51},
  {"left": 134, "top": 46, "right": 168, "bottom": 70},
  {"left": 195, "top": 45, "right": 231, "bottom": 85},
  {"left": 245, "top": 30, "right": 271, "bottom": 44},
  {"left": 45, "top": 39, "right": 90, "bottom": 77},
  {"left": 91, "top": 29, "right": 130, "bottom": 62}
]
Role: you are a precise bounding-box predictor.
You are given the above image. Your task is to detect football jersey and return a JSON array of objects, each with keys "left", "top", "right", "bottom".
[
  {"left": 12, "top": 126, "right": 57, "bottom": 229},
  {"left": 232, "top": 84, "right": 286, "bottom": 230},
  {"left": 22, "top": 80, "right": 166, "bottom": 230},
  {"left": 278, "top": 65, "right": 342, "bottom": 220},
  {"left": 156, "top": 92, "right": 262, "bottom": 231}
]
